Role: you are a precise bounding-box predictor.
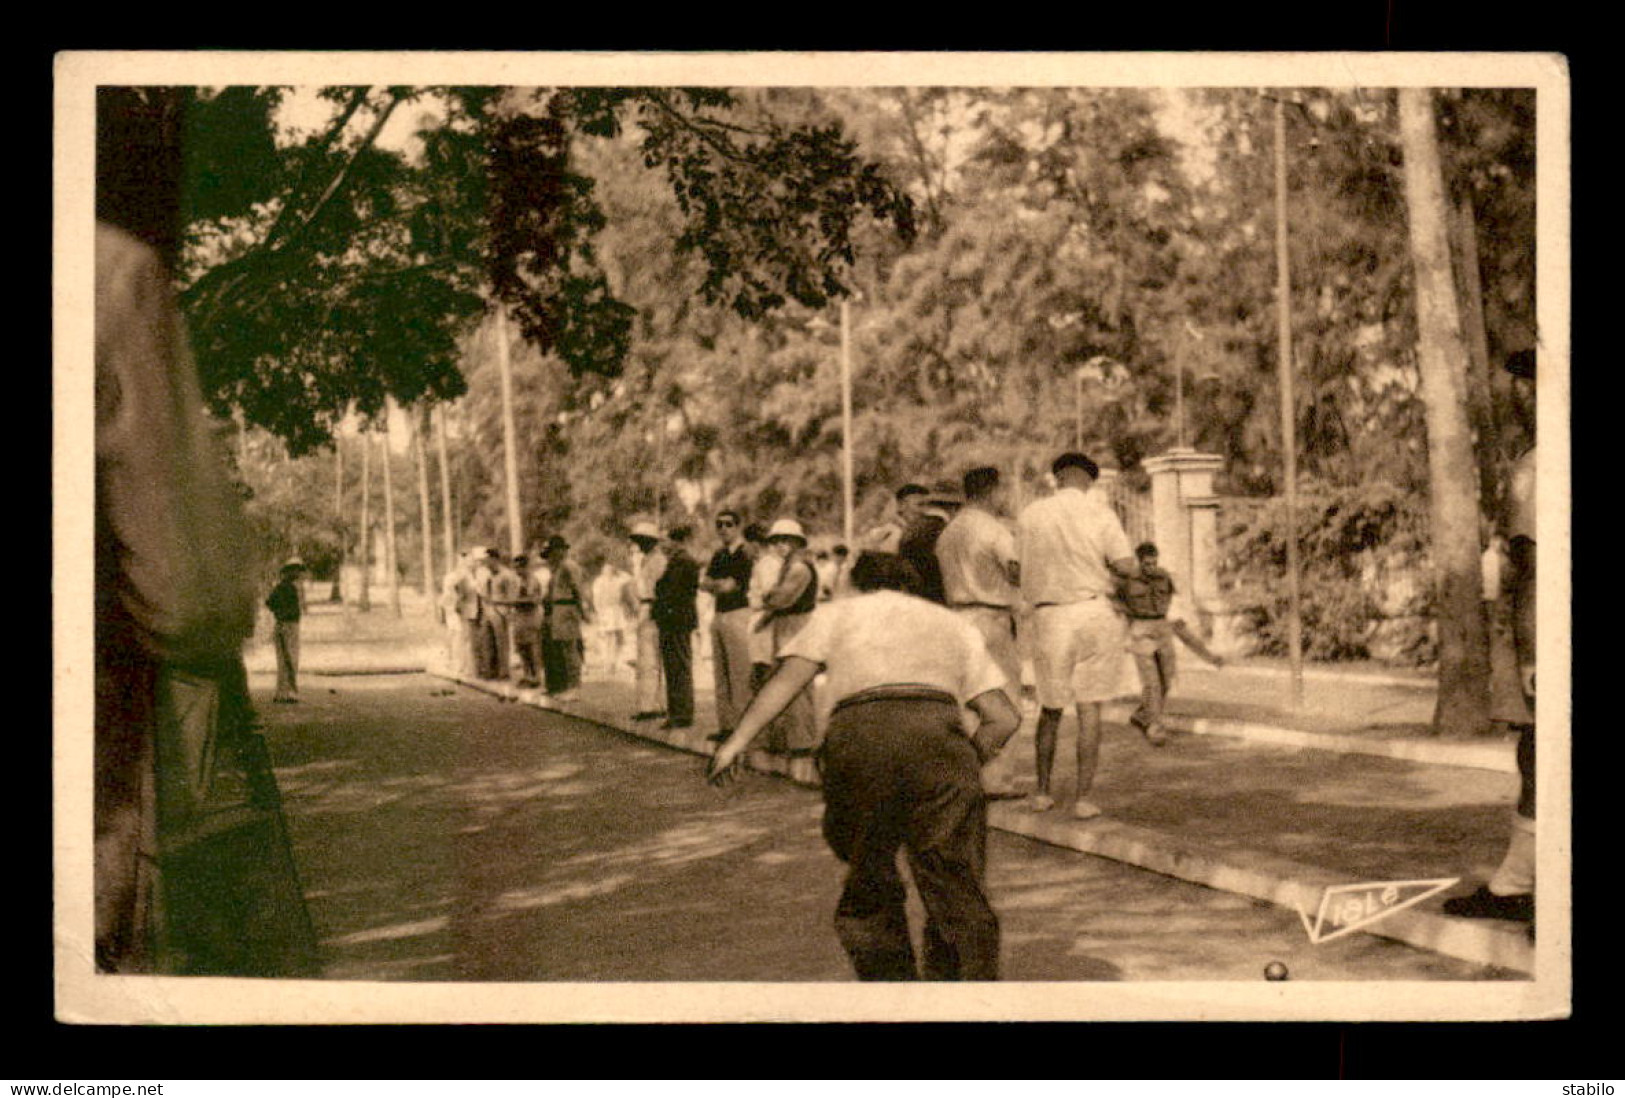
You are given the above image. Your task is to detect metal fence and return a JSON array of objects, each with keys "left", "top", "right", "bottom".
[{"left": 1104, "top": 473, "right": 1156, "bottom": 548}]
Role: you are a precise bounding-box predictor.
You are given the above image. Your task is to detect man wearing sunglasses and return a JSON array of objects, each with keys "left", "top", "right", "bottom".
[{"left": 701, "top": 511, "right": 755, "bottom": 744}]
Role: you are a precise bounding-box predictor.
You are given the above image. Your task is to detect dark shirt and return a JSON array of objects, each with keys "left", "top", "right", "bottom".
[
  {"left": 1119, "top": 566, "right": 1175, "bottom": 620},
  {"left": 653, "top": 549, "right": 701, "bottom": 633},
  {"left": 266, "top": 579, "right": 302, "bottom": 623},
  {"left": 706, "top": 544, "right": 753, "bottom": 615},
  {"left": 898, "top": 513, "right": 950, "bottom": 604}
]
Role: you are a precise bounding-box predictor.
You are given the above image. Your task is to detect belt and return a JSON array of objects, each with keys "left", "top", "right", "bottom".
[
  {"left": 831, "top": 686, "right": 959, "bottom": 716},
  {"left": 1033, "top": 595, "right": 1101, "bottom": 608},
  {"left": 549, "top": 599, "right": 580, "bottom": 606},
  {"left": 1127, "top": 614, "right": 1168, "bottom": 622},
  {"left": 950, "top": 601, "right": 1013, "bottom": 613}
]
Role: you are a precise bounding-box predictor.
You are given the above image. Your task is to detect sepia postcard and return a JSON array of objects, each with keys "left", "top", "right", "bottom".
[{"left": 53, "top": 50, "right": 1571, "bottom": 1024}]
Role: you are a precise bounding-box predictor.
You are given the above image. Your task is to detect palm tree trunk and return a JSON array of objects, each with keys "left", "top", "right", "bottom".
[{"left": 1398, "top": 88, "right": 1492, "bottom": 737}]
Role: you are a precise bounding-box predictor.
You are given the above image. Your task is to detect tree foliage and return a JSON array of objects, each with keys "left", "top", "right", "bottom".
[{"left": 171, "top": 85, "right": 917, "bottom": 456}]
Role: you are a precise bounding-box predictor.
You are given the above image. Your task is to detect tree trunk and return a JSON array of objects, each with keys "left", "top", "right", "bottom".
[
  {"left": 1397, "top": 89, "right": 1493, "bottom": 737},
  {"left": 381, "top": 403, "right": 402, "bottom": 617},
  {"left": 330, "top": 435, "right": 344, "bottom": 602},
  {"left": 414, "top": 405, "right": 438, "bottom": 619},
  {"left": 436, "top": 403, "right": 457, "bottom": 572},
  {"left": 359, "top": 427, "right": 372, "bottom": 612}
]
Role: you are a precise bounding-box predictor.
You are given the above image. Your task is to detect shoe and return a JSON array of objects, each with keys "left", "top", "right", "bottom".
[
  {"left": 631, "top": 711, "right": 665, "bottom": 721},
  {"left": 1071, "top": 799, "right": 1103, "bottom": 820},
  {"left": 1026, "top": 793, "right": 1056, "bottom": 813},
  {"left": 706, "top": 731, "right": 732, "bottom": 743},
  {"left": 1441, "top": 885, "right": 1533, "bottom": 922},
  {"left": 1142, "top": 725, "right": 1169, "bottom": 747},
  {"left": 661, "top": 719, "right": 693, "bottom": 730}
]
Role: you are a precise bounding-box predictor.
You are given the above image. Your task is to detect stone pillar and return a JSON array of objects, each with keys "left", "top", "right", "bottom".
[{"left": 1142, "top": 448, "right": 1226, "bottom": 613}]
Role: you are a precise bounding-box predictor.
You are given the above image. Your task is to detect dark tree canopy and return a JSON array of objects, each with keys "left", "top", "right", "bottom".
[{"left": 141, "top": 85, "right": 916, "bottom": 456}]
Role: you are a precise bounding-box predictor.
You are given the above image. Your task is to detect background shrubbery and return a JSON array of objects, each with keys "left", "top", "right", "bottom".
[{"left": 1217, "top": 482, "right": 1436, "bottom": 666}]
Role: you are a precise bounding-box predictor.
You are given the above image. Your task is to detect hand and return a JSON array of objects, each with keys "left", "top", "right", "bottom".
[{"left": 707, "top": 739, "right": 745, "bottom": 785}]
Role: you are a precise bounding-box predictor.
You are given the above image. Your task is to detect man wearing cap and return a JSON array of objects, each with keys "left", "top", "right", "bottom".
[
  {"left": 897, "top": 482, "right": 958, "bottom": 604},
  {"left": 861, "top": 484, "right": 924, "bottom": 554},
  {"left": 265, "top": 560, "right": 308, "bottom": 703},
  {"left": 701, "top": 510, "right": 754, "bottom": 743},
  {"left": 541, "top": 535, "right": 592, "bottom": 700},
  {"left": 628, "top": 522, "right": 667, "bottom": 720},
  {"left": 709, "top": 551, "right": 1021, "bottom": 980},
  {"left": 506, "top": 552, "right": 545, "bottom": 689},
  {"left": 1017, "top": 452, "right": 1139, "bottom": 820},
  {"left": 757, "top": 518, "right": 822, "bottom": 754},
  {"left": 652, "top": 525, "right": 701, "bottom": 729}
]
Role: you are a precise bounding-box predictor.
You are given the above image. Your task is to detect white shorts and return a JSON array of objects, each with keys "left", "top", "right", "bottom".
[{"left": 1031, "top": 598, "right": 1128, "bottom": 709}]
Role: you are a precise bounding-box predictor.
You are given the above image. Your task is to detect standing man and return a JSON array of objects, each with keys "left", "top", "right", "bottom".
[
  {"left": 743, "top": 522, "right": 781, "bottom": 697},
  {"left": 1116, "top": 542, "right": 1226, "bottom": 746},
  {"left": 590, "top": 555, "right": 634, "bottom": 676},
  {"left": 898, "top": 482, "right": 959, "bottom": 605},
  {"left": 860, "top": 484, "right": 923, "bottom": 553},
  {"left": 541, "top": 535, "right": 592, "bottom": 701},
  {"left": 1444, "top": 349, "right": 1538, "bottom": 929},
  {"left": 936, "top": 467, "right": 1022, "bottom": 695},
  {"left": 701, "top": 510, "right": 754, "bottom": 744},
  {"left": 455, "top": 548, "right": 488, "bottom": 678},
  {"left": 708, "top": 552, "right": 1021, "bottom": 980},
  {"left": 482, "top": 549, "right": 518, "bottom": 682},
  {"left": 507, "top": 552, "right": 545, "bottom": 689},
  {"left": 1017, "top": 452, "right": 1138, "bottom": 820},
  {"left": 628, "top": 521, "right": 667, "bottom": 720},
  {"left": 96, "top": 217, "right": 265, "bottom": 972},
  {"left": 758, "top": 519, "right": 822, "bottom": 755},
  {"left": 266, "top": 559, "right": 308, "bottom": 704},
  {"left": 652, "top": 525, "right": 701, "bottom": 729}
]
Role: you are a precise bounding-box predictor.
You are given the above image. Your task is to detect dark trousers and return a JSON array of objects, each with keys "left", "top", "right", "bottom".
[
  {"left": 543, "top": 637, "right": 583, "bottom": 694},
  {"left": 512, "top": 619, "right": 542, "bottom": 684},
  {"left": 819, "top": 696, "right": 999, "bottom": 981},
  {"left": 658, "top": 627, "right": 694, "bottom": 724}
]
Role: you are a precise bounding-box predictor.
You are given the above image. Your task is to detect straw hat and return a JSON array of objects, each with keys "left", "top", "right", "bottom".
[{"left": 630, "top": 521, "right": 660, "bottom": 540}]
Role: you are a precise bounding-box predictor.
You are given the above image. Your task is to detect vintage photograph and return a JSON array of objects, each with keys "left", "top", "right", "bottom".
[{"left": 54, "top": 51, "right": 1569, "bottom": 1023}]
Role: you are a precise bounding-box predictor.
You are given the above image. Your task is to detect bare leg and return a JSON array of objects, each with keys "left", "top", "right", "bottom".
[
  {"left": 1034, "top": 707, "right": 1063, "bottom": 797},
  {"left": 1074, "top": 701, "right": 1102, "bottom": 798}
]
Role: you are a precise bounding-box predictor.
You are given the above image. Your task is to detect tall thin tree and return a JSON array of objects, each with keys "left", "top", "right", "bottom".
[
  {"left": 359, "top": 425, "right": 373, "bottom": 612},
  {"left": 381, "top": 402, "right": 403, "bottom": 617},
  {"left": 1397, "top": 88, "right": 1493, "bottom": 737},
  {"left": 414, "top": 404, "right": 438, "bottom": 616}
]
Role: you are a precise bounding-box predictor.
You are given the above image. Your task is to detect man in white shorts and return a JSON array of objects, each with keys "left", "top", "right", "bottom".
[{"left": 1016, "top": 452, "right": 1138, "bottom": 819}]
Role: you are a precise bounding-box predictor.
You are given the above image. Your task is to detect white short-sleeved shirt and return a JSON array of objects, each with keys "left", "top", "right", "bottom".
[
  {"left": 936, "top": 507, "right": 1018, "bottom": 608},
  {"left": 778, "top": 591, "right": 1009, "bottom": 730},
  {"left": 1017, "top": 486, "right": 1134, "bottom": 605}
]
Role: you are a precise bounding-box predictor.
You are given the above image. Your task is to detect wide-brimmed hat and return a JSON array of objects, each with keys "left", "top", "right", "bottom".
[
  {"left": 630, "top": 520, "right": 660, "bottom": 540},
  {"left": 767, "top": 518, "right": 807, "bottom": 543}
]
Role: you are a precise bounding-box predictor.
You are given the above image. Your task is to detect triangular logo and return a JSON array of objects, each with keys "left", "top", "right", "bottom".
[{"left": 1294, "top": 878, "right": 1459, "bottom": 944}]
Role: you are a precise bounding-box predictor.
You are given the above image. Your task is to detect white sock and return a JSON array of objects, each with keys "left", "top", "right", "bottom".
[{"left": 1488, "top": 812, "right": 1536, "bottom": 896}]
